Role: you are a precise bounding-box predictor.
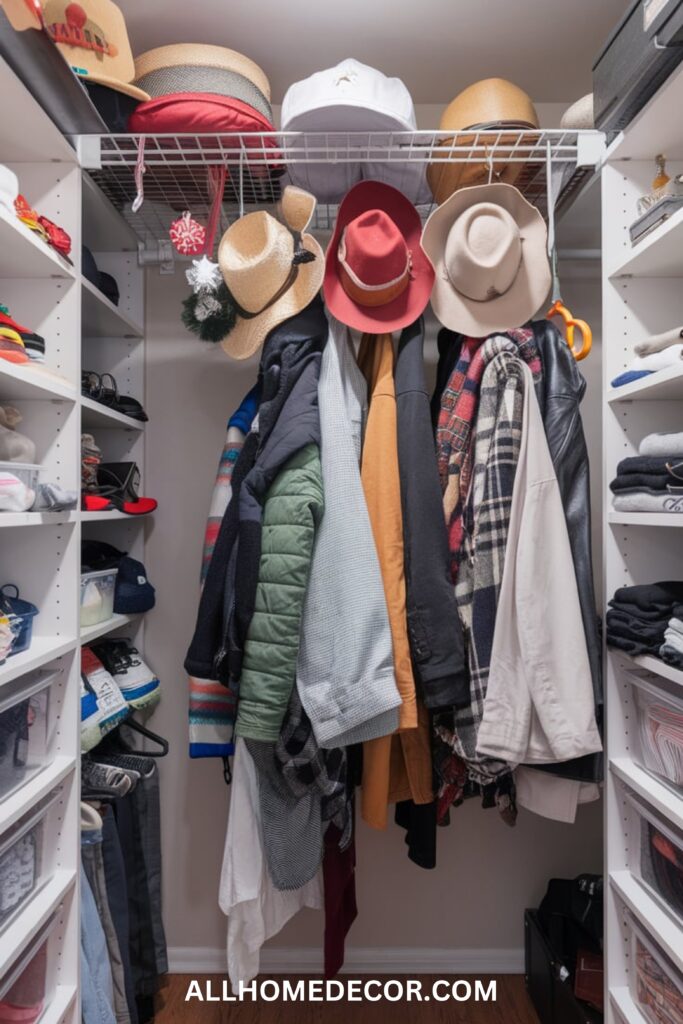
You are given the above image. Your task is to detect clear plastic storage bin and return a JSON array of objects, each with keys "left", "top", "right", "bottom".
[
  {"left": 629, "top": 914, "right": 683, "bottom": 1024},
  {"left": 80, "top": 568, "right": 117, "bottom": 627},
  {"left": 0, "top": 912, "right": 59, "bottom": 1024},
  {"left": 624, "top": 790, "right": 683, "bottom": 927},
  {"left": 0, "top": 670, "right": 59, "bottom": 801},
  {"left": 627, "top": 671, "right": 683, "bottom": 793},
  {"left": 0, "top": 788, "right": 62, "bottom": 936},
  {"left": 0, "top": 464, "right": 40, "bottom": 514}
]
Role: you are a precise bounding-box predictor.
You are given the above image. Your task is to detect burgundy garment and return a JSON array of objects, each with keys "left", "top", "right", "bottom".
[
  {"left": 0, "top": 940, "right": 47, "bottom": 1024},
  {"left": 323, "top": 825, "right": 357, "bottom": 978}
]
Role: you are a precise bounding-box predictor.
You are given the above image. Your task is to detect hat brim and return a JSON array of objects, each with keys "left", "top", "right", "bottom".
[
  {"left": 324, "top": 180, "right": 434, "bottom": 333},
  {"left": 221, "top": 232, "right": 324, "bottom": 360},
  {"left": 421, "top": 182, "right": 551, "bottom": 336},
  {"left": 74, "top": 70, "right": 150, "bottom": 103}
]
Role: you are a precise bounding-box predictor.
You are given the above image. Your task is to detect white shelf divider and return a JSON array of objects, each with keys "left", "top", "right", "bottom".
[
  {"left": 0, "top": 869, "right": 77, "bottom": 978},
  {"left": 0, "top": 511, "right": 78, "bottom": 529},
  {"left": 0, "top": 360, "right": 77, "bottom": 403},
  {"left": 80, "top": 613, "right": 137, "bottom": 645},
  {"left": 0, "top": 637, "right": 78, "bottom": 688},
  {"left": 81, "top": 276, "right": 144, "bottom": 339},
  {"left": 609, "top": 987, "right": 650, "bottom": 1024},
  {"left": 39, "top": 985, "right": 78, "bottom": 1024},
  {"left": 0, "top": 207, "right": 75, "bottom": 281},
  {"left": 0, "top": 756, "right": 76, "bottom": 834},
  {"left": 608, "top": 204, "right": 683, "bottom": 278},
  {"left": 628, "top": 652, "right": 683, "bottom": 690},
  {"left": 81, "top": 395, "right": 145, "bottom": 432},
  {"left": 608, "top": 365, "right": 683, "bottom": 403},
  {"left": 608, "top": 512, "right": 683, "bottom": 527},
  {"left": 610, "top": 870, "right": 683, "bottom": 974},
  {"left": 610, "top": 758, "right": 683, "bottom": 833}
]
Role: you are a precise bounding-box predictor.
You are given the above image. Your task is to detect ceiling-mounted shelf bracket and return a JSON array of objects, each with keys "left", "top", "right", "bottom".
[{"left": 137, "top": 238, "right": 175, "bottom": 273}]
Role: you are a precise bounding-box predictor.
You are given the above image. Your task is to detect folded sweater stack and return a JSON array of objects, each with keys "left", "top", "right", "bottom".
[
  {"left": 660, "top": 605, "right": 683, "bottom": 670},
  {"left": 606, "top": 582, "right": 683, "bottom": 657},
  {"left": 611, "top": 326, "right": 683, "bottom": 388},
  {"left": 611, "top": 432, "right": 683, "bottom": 514}
]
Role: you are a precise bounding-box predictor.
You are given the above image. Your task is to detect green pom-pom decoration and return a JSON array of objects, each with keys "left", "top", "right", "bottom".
[{"left": 181, "top": 283, "right": 237, "bottom": 343}]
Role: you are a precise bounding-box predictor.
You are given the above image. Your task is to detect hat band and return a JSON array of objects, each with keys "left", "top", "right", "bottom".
[
  {"left": 134, "top": 65, "right": 273, "bottom": 121},
  {"left": 232, "top": 230, "right": 316, "bottom": 321},
  {"left": 337, "top": 230, "right": 411, "bottom": 308}
]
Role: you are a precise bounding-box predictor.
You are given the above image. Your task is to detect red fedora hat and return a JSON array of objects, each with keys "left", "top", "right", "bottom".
[{"left": 324, "top": 180, "right": 434, "bottom": 333}]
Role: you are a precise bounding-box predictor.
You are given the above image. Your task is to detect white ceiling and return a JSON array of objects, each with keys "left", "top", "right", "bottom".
[{"left": 118, "top": 0, "right": 630, "bottom": 105}]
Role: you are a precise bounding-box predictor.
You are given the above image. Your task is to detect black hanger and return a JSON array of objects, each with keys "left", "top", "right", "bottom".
[{"left": 124, "top": 718, "right": 169, "bottom": 758}]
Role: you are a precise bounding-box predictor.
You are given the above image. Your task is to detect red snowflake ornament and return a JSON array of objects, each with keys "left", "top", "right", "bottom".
[{"left": 169, "top": 211, "right": 206, "bottom": 256}]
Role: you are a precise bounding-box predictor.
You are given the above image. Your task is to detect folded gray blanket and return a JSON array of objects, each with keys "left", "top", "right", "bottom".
[
  {"left": 613, "top": 491, "right": 683, "bottom": 513},
  {"left": 640, "top": 431, "right": 683, "bottom": 458}
]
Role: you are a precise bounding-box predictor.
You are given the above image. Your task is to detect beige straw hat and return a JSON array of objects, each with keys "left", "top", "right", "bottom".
[
  {"left": 133, "top": 43, "right": 271, "bottom": 101},
  {"left": 218, "top": 186, "right": 324, "bottom": 361},
  {"left": 421, "top": 182, "right": 550, "bottom": 336},
  {"left": 428, "top": 79, "right": 539, "bottom": 205},
  {"left": 43, "top": 0, "right": 150, "bottom": 101}
]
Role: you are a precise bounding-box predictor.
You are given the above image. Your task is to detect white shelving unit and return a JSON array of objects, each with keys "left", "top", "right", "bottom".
[
  {"left": 602, "top": 59, "right": 683, "bottom": 1024},
  {"left": 0, "top": 54, "right": 148, "bottom": 1022}
]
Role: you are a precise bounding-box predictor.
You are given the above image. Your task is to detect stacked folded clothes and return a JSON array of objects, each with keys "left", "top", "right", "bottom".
[
  {"left": 611, "top": 431, "right": 683, "bottom": 513},
  {"left": 611, "top": 328, "right": 683, "bottom": 388},
  {"left": 607, "top": 582, "right": 683, "bottom": 656},
  {"left": 660, "top": 605, "right": 683, "bottom": 670}
]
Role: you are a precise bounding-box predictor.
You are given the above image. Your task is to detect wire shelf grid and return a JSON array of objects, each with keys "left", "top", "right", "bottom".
[{"left": 81, "top": 129, "right": 604, "bottom": 253}]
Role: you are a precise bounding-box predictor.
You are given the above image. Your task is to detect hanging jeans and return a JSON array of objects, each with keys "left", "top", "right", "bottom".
[
  {"left": 80, "top": 864, "right": 116, "bottom": 1024},
  {"left": 101, "top": 807, "right": 138, "bottom": 1024},
  {"left": 82, "top": 817, "right": 131, "bottom": 1024}
]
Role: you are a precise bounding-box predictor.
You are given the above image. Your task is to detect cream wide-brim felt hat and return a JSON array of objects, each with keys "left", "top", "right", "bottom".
[
  {"left": 218, "top": 186, "right": 324, "bottom": 360},
  {"left": 421, "top": 182, "right": 551, "bottom": 336}
]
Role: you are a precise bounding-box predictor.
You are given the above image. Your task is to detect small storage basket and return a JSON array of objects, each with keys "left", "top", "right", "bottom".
[
  {"left": 80, "top": 568, "right": 118, "bottom": 627},
  {"left": 627, "top": 670, "right": 683, "bottom": 793},
  {"left": 0, "top": 788, "right": 61, "bottom": 936},
  {"left": 624, "top": 790, "right": 683, "bottom": 927},
  {"left": 0, "top": 586, "right": 39, "bottom": 657},
  {"left": 0, "top": 670, "right": 58, "bottom": 801},
  {"left": 628, "top": 914, "right": 683, "bottom": 1024},
  {"left": 0, "top": 463, "right": 40, "bottom": 492},
  {"left": 0, "top": 912, "right": 59, "bottom": 1024}
]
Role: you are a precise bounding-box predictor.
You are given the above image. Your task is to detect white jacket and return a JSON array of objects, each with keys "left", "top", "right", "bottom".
[
  {"left": 296, "top": 315, "right": 400, "bottom": 748},
  {"left": 219, "top": 739, "right": 322, "bottom": 988},
  {"left": 476, "top": 361, "right": 602, "bottom": 767}
]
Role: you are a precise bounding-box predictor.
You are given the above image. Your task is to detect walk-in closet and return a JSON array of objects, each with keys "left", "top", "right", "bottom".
[{"left": 0, "top": 2, "right": 681, "bottom": 1023}]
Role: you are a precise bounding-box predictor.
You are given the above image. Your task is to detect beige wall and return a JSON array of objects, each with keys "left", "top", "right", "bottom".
[{"left": 143, "top": 255, "right": 603, "bottom": 966}]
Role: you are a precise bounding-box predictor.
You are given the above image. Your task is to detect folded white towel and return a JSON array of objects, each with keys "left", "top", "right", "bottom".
[
  {"left": 634, "top": 326, "right": 683, "bottom": 357},
  {"left": 631, "top": 344, "right": 683, "bottom": 372},
  {"left": 639, "top": 431, "right": 683, "bottom": 457}
]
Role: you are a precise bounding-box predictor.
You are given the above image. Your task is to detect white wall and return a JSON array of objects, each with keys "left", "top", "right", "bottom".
[{"left": 143, "top": 255, "right": 604, "bottom": 968}]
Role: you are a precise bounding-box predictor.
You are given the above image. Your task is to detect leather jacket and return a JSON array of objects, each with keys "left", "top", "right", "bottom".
[{"left": 530, "top": 319, "right": 603, "bottom": 782}]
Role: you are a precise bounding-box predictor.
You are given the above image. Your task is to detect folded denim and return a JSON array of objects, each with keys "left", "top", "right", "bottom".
[
  {"left": 612, "top": 491, "right": 683, "bottom": 513},
  {"left": 610, "top": 370, "right": 653, "bottom": 388},
  {"left": 616, "top": 455, "right": 683, "bottom": 477},
  {"left": 610, "top": 473, "right": 672, "bottom": 493},
  {"left": 611, "top": 581, "right": 683, "bottom": 610}
]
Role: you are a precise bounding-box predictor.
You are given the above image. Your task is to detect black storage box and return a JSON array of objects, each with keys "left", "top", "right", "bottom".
[
  {"left": 593, "top": 0, "right": 683, "bottom": 135},
  {"left": 525, "top": 910, "right": 602, "bottom": 1024}
]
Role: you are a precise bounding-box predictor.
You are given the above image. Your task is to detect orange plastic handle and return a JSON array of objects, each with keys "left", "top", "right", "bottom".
[{"left": 546, "top": 299, "right": 593, "bottom": 361}]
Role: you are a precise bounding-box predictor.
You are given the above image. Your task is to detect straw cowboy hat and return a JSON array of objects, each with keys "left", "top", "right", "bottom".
[
  {"left": 428, "top": 79, "right": 539, "bottom": 205},
  {"left": 421, "top": 182, "right": 550, "bottom": 336},
  {"left": 324, "top": 180, "right": 434, "bottom": 333},
  {"left": 42, "top": 0, "right": 149, "bottom": 101},
  {"left": 218, "top": 186, "right": 323, "bottom": 360}
]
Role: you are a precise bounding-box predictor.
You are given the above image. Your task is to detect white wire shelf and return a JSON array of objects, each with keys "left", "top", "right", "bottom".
[{"left": 78, "top": 129, "right": 604, "bottom": 250}]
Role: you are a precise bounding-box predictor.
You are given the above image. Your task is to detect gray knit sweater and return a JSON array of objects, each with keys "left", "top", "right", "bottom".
[{"left": 296, "top": 315, "right": 400, "bottom": 748}]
